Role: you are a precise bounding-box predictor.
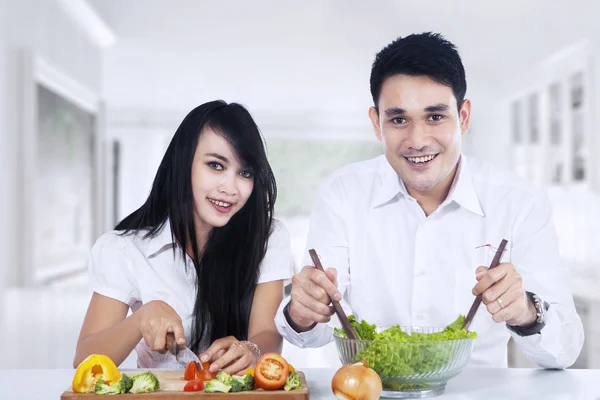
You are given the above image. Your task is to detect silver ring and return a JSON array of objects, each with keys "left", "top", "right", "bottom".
[{"left": 497, "top": 297, "right": 505, "bottom": 309}]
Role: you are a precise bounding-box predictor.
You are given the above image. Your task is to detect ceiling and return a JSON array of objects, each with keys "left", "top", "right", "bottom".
[{"left": 87, "top": 0, "right": 597, "bottom": 126}]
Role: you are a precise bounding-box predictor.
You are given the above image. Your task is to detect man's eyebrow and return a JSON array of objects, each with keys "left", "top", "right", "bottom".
[
  {"left": 424, "top": 104, "right": 449, "bottom": 112},
  {"left": 384, "top": 107, "right": 406, "bottom": 117}
]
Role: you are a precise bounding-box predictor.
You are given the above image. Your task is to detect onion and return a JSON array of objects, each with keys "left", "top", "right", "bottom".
[{"left": 332, "top": 359, "right": 382, "bottom": 400}]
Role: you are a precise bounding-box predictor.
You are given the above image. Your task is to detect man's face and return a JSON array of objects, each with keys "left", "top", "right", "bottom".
[{"left": 369, "top": 74, "right": 471, "bottom": 195}]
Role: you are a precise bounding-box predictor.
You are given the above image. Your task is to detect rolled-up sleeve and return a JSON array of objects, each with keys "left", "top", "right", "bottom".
[
  {"left": 88, "top": 232, "right": 139, "bottom": 307},
  {"left": 256, "top": 220, "right": 295, "bottom": 285}
]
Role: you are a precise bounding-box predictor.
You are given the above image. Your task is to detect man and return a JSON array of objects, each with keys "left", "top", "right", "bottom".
[{"left": 274, "top": 32, "right": 583, "bottom": 368}]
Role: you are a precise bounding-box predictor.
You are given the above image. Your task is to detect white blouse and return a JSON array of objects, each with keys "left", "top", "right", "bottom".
[{"left": 88, "top": 219, "right": 295, "bottom": 368}]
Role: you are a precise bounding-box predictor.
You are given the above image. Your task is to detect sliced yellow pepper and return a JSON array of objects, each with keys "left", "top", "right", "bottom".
[{"left": 72, "top": 354, "right": 121, "bottom": 393}]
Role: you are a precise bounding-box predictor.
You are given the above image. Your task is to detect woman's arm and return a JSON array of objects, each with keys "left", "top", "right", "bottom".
[
  {"left": 247, "top": 279, "right": 285, "bottom": 354},
  {"left": 74, "top": 293, "right": 141, "bottom": 367},
  {"left": 74, "top": 294, "right": 187, "bottom": 368}
]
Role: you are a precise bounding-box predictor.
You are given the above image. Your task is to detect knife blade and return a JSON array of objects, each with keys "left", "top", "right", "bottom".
[
  {"left": 177, "top": 347, "right": 203, "bottom": 367},
  {"left": 166, "top": 332, "right": 203, "bottom": 369}
]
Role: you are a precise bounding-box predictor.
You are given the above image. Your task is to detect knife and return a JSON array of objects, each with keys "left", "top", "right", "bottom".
[{"left": 166, "top": 332, "right": 203, "bottom": 369}]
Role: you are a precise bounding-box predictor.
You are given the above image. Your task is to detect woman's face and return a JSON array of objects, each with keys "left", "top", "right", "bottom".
[{"left": 191, "top": 128, "right": 255, "bottom": 235}]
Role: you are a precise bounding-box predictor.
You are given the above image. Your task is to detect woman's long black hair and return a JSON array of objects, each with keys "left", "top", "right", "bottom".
[{"left": 115, "top": 100, "right": 277, "bottom": 353}]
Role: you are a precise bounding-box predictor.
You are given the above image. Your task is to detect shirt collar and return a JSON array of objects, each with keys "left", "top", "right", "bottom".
[
  {"left": 142, "top": 220, "right": 177, "bottom": 259},
  {"left": 446, "top": 155, "right": 485, "bottom": 217},
  {"left": 371, "top": 154, "right": 485, "bottom": 217},
  {"left": 371, "top": 156, "right": 407, "bottom": 208}
]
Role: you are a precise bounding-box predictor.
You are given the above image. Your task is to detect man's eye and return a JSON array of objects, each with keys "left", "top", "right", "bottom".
[
  {"left": 429, "top": 114, "right": 444, "bottom": 121},
  {"left": 391, "top": 117, "right": 406, "bottom": 124}
]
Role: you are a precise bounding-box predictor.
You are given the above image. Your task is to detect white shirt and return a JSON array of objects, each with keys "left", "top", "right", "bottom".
[
  {"left": 89, "top": 219, "right": 294, "bottom": 368},
  {"left": 275, "top": 155, "right": 584, "bottom": 369}
]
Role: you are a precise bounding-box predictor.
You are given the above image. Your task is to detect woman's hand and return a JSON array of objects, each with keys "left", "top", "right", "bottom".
[
  {"left": 200, "top": 336, "right": 257, "bottom": 375},
  {"left": 137, "top": 300, "right": 186, "bottom": 353}
]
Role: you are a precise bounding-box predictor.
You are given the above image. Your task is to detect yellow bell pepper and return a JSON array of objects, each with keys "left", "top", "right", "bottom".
[{"left": 72, "top": 354, "right": 121, "bottom": 393}]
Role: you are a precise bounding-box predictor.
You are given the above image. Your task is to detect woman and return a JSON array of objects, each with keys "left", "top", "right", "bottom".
[{"left": 74, "top": 100, "right": 294, "bottom": 375}]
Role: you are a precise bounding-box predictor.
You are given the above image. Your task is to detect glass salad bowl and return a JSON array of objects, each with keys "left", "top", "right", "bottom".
[{"left": 334, "top": 326, "right": 475, "bottom": 398}]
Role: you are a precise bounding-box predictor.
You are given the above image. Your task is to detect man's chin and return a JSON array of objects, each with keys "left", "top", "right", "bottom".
[{"left": 403, "top": 177, "right": 438, "bottom": 194}]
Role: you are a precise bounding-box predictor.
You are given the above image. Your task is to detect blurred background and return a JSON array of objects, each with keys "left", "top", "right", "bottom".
[{"left": 0, "top": 0, "right": 599, "bottom": 370}]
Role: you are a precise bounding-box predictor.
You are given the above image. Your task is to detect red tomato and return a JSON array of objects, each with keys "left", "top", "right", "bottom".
[
  {"left": 184, "top": 378, "right": 205, "bottom": 392},
  {"left": 254, "top": 353, "right": 289, "bottom": 390}
]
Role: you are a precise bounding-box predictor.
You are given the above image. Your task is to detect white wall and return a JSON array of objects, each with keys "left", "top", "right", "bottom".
[{"left": 0, "top": 0, "right": 103, "bottom": 289}]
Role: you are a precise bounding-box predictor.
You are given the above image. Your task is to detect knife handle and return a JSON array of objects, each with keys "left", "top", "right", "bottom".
[{"left": 166, "top": 332, "right": 178, "bottom": 356}]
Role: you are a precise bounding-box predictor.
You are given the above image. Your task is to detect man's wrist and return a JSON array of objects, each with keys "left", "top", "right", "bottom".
[
  {"left": 518, "top": 294, "right": 539, "bottom": 326},
  {"left": 283, "top": 302, "right": 317, "bottom": 333},
  {"left": 507, "top": 291, "right": 548, "bottom": 336}
]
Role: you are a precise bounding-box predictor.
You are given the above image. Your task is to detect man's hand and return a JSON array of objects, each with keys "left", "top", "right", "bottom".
[
  {"left": 472, "top": 262, "right": 537, "bottom": 326},
  {"left": 287, "top": 266, "right": 341, "bottom": 330}
]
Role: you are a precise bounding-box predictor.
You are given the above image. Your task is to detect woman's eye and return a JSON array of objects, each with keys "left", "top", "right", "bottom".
[
  {"left": 208, "top": 161, "right": 224, "bottom": 170},
  {"left": 240, "top": 170, "right": 254, "bottom": 179}
]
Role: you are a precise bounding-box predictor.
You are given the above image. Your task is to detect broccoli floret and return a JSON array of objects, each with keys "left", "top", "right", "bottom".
[
  {"left": 129, "top": 371, "right": 159, "bottom": 394},
  {"left": 94, "top": 374, "right": 133, "bottom": 395},
  {"left": 230, "top": 374, "right": 254, "bottom": 392},
  {"left": 284, "top": 371, "right": 302, "bottom": 391},
  {"left": 114, "top": 374, "right": 132, "bottom": 393},
  {"left": 204, "top": 379, "right": 231, "bottom": 393},
  {"left": 215, "top": 371, "right": 233, "bottom": 386},
  {"left": 94, "top": 379, "right": 119, "bottom": 395}
]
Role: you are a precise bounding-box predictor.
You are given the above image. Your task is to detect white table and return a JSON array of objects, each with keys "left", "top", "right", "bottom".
[{"left": 1, "top": 367, "right": 599, "bottom": 399}]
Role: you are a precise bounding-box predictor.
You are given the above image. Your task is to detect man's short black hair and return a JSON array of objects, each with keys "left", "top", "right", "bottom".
[{"left": 370, "top": 32, "right": 467, "bottom": 111}]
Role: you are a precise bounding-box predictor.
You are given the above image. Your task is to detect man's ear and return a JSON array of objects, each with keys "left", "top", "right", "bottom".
[
  {"left": 369, "top": 106, "right": 382, "bottom": 141},
  {"left": 459, "top": 99, "right": 472, "bottom": 135}
]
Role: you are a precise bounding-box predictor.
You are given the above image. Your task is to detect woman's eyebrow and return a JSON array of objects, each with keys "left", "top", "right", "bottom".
[{"left": 205, "top": 152, "right": 229, "bottom": 163}]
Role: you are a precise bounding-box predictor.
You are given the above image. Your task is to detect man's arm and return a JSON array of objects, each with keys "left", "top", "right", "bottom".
[{"left": 274, "top": 178, "right": 352, "bottom": 348}]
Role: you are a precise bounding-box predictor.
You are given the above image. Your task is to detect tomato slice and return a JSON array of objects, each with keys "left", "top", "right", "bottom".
[
  {"left": 196, "top": 368, "right": 215, "bottom": 382},
  {"left": 184, "top": 361, "right": 216, "bottom": 381},
  {"left": 184, "top": 378, "right": 205, "bottom": 392},
  {"left": 184, "top": 361, "right": 199, "bottom": 380},
  {"left": 254, "top": 353, "right": 289, "bottom": 390}
]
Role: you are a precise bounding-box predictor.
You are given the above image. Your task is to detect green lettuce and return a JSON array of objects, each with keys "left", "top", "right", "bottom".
[{"left": 334, "top": 315, "right": 377, "bottom": 340}]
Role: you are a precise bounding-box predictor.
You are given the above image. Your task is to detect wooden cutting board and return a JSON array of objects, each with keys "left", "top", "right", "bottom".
[{"left": 61, "top": 370, "right": 309, "bottom": 399}]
